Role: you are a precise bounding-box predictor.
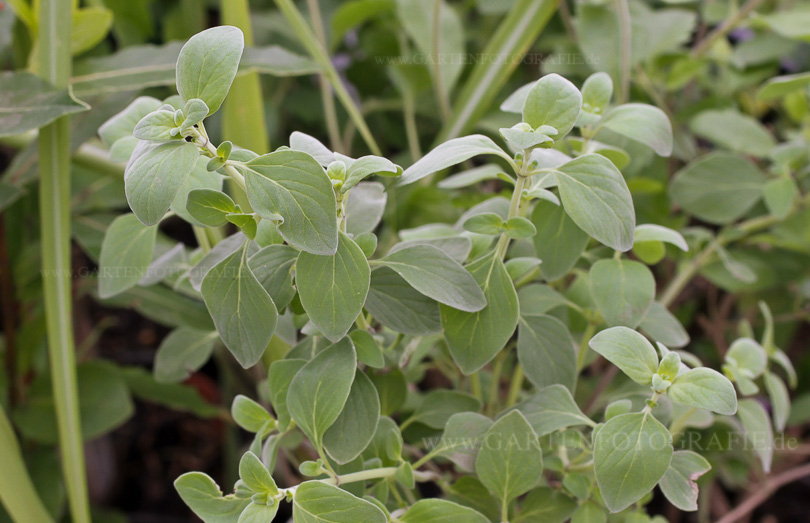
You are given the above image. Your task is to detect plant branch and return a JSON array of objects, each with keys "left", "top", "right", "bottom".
[
  {"left": 716, "top": 462, "right": 810, "bottom": 523},
  {"left": 691, "top": 0, "right": 766, "bottom": 58},
  {"left": 305, "top": 0, "right": 344, "bottom": 152}
]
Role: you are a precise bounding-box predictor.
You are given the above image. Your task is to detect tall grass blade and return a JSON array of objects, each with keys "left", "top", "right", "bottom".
[{"left": 37, "top": 0, "right": 91, "bottom": 521}]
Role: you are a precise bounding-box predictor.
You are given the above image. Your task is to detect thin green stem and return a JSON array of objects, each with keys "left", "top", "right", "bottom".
[
  {"left": 615, "top": 0, "right": 632, "bottom": 104},
  {"left": 494, "top": 171, "right": 528, "bottom": 260},
  {"left": 505, "top": 364, "right": 524, "bottom": 407},
  {"left": 274, "top": 0, "right": 381, "bottom": 155},
  {"left": 575, "top": 321, "right": 597, "bottom": 373},
  {"left": 487, "top": 349, "right": 507, "bottom": 415},
  {"left": 37, "top": 0, "right": 91, "bottom": 520},
  {"left": 306, "top": 0, "right": 344, "bottom": 152},
  {"left": 470, "top": 372, "right": 483, "bottom": 402},
  {"left": 430, "top": 0, "right": 451, "bottom": 120},
  {"left": 0, "top": 406, "right": 53, "bottom": 522}
]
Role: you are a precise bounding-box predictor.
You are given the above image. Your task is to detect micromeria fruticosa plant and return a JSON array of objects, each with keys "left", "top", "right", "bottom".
[{"left": 96, "top": 26, "right": 791, "bottom": 522}]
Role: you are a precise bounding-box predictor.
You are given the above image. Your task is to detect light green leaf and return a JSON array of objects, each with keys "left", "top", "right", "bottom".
[
  {"left": 658, "top": 450, "right": 711, "bottom": 512},
  {"left": 186, "top": 189, "right": 238, "bottom": 227},
  {"left": 726, "top": 338, "right": 767, "bottom": 378},
  {"left": 530, "top": 200, "right": 589, "bottom": 281},
  {"left": 639, "top": 302, "right": 690, "bottom": 348},
  {"left": 516, "top": 384, "right": 594, "bottom": 437},
  {"left": 342, "top": 155, "right": 400, "bottom": 192},
  {"left": 581, "top": 72, "right": 613, "bottom": 114},
  {"left": 463, "top": 212, "right": 504, "bottom": 235},
  {"left": 737, "top": 398, "right": 774, "bottom": 472},
  {"left": 0, "top": 71, "right": 88, "bottom": 136},
  {"left": 599, "top": 103, "right": 673, "bottom": 156},
  {"left": 690, "top": 109, "right": 775, "bottom": 158},
  {"left": 514, "top": 487, "right": 576, "bottom": 523},
  {"left": 759, "top": 7, "right": 810, "bottom": 42},
  {"left": 349, "top": 330, "right": 385, "bottom": 368},
  {"left": 296, "top": 233, "right": 370, "bottom": 341},
  {"left": 239, "top": 452, "right": 278, "bottom": 494},
  {"left": 764, "top": 371, "right": 789, "bottom": 431},
  {"left": 176, "top": 26, "right": 244, "bottom": 115},
  {"left": 593, "top": 412, "right": 673, "bottom": 512},
  {"left": 504, "top": 216, "right": 537, "bottom": 238},
  {"left": 400, "top": 499, "right": 489, "bottom": 523},
  {"left": 441, "top": 253, "right": 519, "bottom": 374},
  {"left": 174, "top": 472, "right": 249, "bottom": 523},
  {"left": 435, "top": 412, "right": 493, "bottom": 470},
  {"left": 71, "top": 6, "right": 113, "bottom": 55},
  {"left": 522, "top": 73, "right": 582, "bottom": 137},
  {"left": 293, "top": 481, "right": 387, "bottom": 523},
  {"left": 409, "top": 390, "right": 481, "bottom": 429},
  {"left": 399, "top": 135, "right": 513, "bottom": 185},
  {"left": 287, "top": 338, "right": 357, "bottom": 447},
  {"left": 763, "top": 177, "right": 798, "bottom": 219},
  {"left": 365, "top": 268, "right": 441, "bottom": 335},
  {"left": 201, "top": 245, "right": 278, "bottom": 368},
  {"left": 231, "top": 395, "right": 274, "bottom": 434},
  {"left": 668, "top": 368, "right": 738, "bottom": 415},
  {"left": 670, "top": 152, "right": 766, "bottom": 225},
  {"left": 475, "top": 410, "right": 543, "bottom": 508},
  {"left": 570, "top": 501, "right": 607, "bottom": 523},
  {"left": 518, "top": 315, "right": 576, "bottom": 391},
  {"left": 98, "top": 213, "right": 157, "bottom": 298},
  {"left": 125, "top": 140, "right": 200, "bottom": 225},
  {"left": 238, "top": 502, "right": 279, "bottom": 523},
  {"left": 758, "top": 72, "right": 810, "bottom": 100},
  {"left": 379, "top": 244, "right": 485, "bottom": 312},
  {"left": 248, "top": 245, "right": 298, "bottom": 310},
  {"left": 438, "top": 164, "right": 504, "bottom": 189},
  {"left": 589, "top": 259, "right": 655, "bottom": 328},
  {"left": 555, "top": 154, "right": 635, "bottom": 251},
  {"left": 323, "top": 370, "right": 381, "bottom": 464},
  {"left": 154, "top": 328, "right": 217, "bottom": 383},
  {"left": 518, "top": 284, "right": 568, "bottom": 316},
  {"left": 588, "top": 326, "right": 659, "bottom": 385},
  {"left": 267, "top": 359, "right": 307, "bottom": 430},
  {"left": 245, "top": 150, "right": 338, "bottom": 255},
  {"left": 346, "top": 181, "right": 387, "bottom": 236},
  {"left": 634, "top": 224, "right": 688, "bottom": 251},
  {"left": 132, "top": 109, "right": 177, "bottom": 141}
]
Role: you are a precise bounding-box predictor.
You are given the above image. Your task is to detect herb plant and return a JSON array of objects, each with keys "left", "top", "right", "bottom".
[{"left": 88, "top": 26, "right": 779, "bottom": 522}]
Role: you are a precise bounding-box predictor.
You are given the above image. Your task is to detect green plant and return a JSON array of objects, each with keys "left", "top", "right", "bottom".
[{"left": 89, "top": 25, "right": 803, "bottom": 521}]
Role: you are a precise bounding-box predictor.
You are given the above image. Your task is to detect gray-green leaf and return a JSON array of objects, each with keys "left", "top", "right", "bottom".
[
  {"left": 518, "top": 315, "right": 577, "bottom": 391},
  {"left": 98, "top": 213, "right": 157, "bottom": 298},
  {"left": 400, "top": 499, "right": 489, "bottom": 523},
  {"left": 475, "top": 410, "right": 543, "bottom": 508},
  {"left": 174, "top": 472, "right": 249, "bottom": 523},
  {"left": 176, "top": 26, "right": 244, "bottom": 115},
  {"left": 530, "top": 200, "right": 589, "bottom": 281},
  {"left": 323, "top": 370, "right": 380, "bottom": 464},
  {"left": 516, "top": 384, "right": 594, "bottom": 437},
  {"left": 522, "top": 73, "right": 582, "bottom": 137},
  {"left": 245, "top": 150, "right": 338, "bottom": 255},
  {"left": 154, "top": 328, "right": 217, "bottom": 383},
  {"left": 0, "top": 71, "right": 88, "bottom": 136},
  {"left": 668, "top": 367, "right": 738, "bottom": 415},
  {"left": 555, "top": 154, "right": 635, "bottom": 251},
  {"left": 589, "top": 259, "right": 655, "bottom": 327},
  {"left": 440, "top": 253, "right": 519, "bottom": 374},
  {"left": 287, "top": 338, "right": 357, "bottom": 448},
  {"left": 379, "top": 244, "right": 485, "bottom": 312},
  {"left": 200, "top": 245, "right": 278, "bottom": 368},
  {"left": 125, "top": 140, "right": 199, "bottom": 225},
  {"left": 399, "top": 135, "right": 513, "bottom": 185},
  {"left": 593, "top": 412, "right": 673, "bottom": 512},
  {"left": 293, "top": 481, "right": 386, "bottom": 523},
  {"left": 600, "top": 103, "right": 673, "bottom": 156},
  {"left": 296, "top": 233, "right": 370, "bottom": 342},
  {"left": 588, "top": 327, "right": 659, "bottom": 385},
  {"left": 658, "top": 450, "right": 711, "bottom": 512}
]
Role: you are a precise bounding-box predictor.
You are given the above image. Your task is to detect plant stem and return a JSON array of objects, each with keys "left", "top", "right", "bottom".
[
  {"left": 575, "top": 321, "right": 597, "bottom": 373},
  {"left": 430, "top": 0, "right": 451, "bottom": 120},
  {"left": 505, "top": 364, "right": 524, "bottom": 407},
  {"left": 305, "top": 0, "right": 344, "bottom": 152},
  {"left": 717, "top": 462, "right": 810, "bottom": 523},
  {"left": 614, "top": 0, "right": 632, "bottom": 104},
  {"left": 37, "top": 0, "right": 91, "bottom": 521},
  {"left": 487, "top": 350, "right": 507, "bottom": 415},
  {"left": 691, "top": 0, "right": 766, "bottom": 58},
  {"left": 494, "top": 171, "right": 528, "bottom": 259},
  {"left": 274, "top": 0, "right": 381, "bottom": 155}
]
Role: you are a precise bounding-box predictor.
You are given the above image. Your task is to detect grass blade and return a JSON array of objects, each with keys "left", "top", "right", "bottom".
[
  {"left": 37, "top": 0, "right": 91, "bottom": 521},
  {"left": 437, "top": 0, "right": 559, "bottom": 142},
  {"left": 0, "top": 406, "right": 53, "bottom": 522}
]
